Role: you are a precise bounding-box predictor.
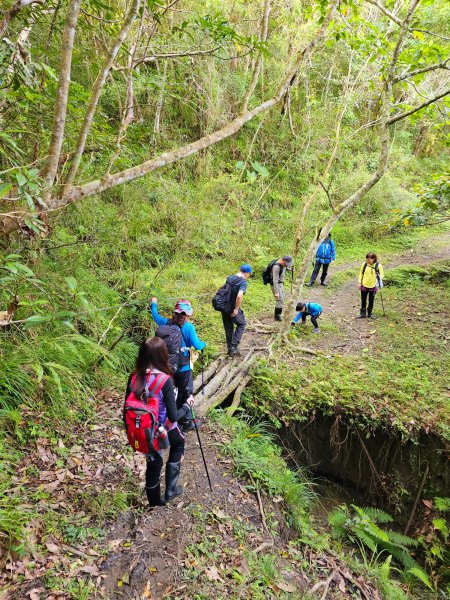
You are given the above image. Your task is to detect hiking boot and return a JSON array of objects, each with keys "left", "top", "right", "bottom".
[
  {"left": 320, "top": 282, "right": 328, "bottom": 286},
  {"left": 305, "top": 282, "right": 314, "bottom": 287},
  {"left": 313, "top": 327, "right": 321, "bottom": 333},
  {"left": 358, "top": 308, "right": 367, "bottom": 318},
  {"left": 228, "top": 347, "right": 241, "bottom": 358},
  {"left": 146, "top": 482, "right": 166, "bottom": 508},
  {"left": 274, "top": 307, "right": 283, "bottom": 322},
  {"left": 165, "top": 462, "right": 183, "bottom": 502},
  {"left": 367, "top": 312, "right": 376, "bottom": 319}
]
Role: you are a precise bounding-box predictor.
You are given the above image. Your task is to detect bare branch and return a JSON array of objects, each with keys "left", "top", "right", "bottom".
[
  {"left": 394, "top": 58, "right": 450, "bottom": 83},
  {"left": 63, "top": 0, "right": 141, "bottom": 193},
  {"left": 387, "top": 87, "right": 450, "bottom": 124},
  {"left": 133, "top": 46, "right": 223, "bottom": 67}
]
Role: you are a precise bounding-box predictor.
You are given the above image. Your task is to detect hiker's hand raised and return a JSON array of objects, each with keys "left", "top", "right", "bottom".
[
  {"left": 186, "top": 395, "right": 194, "bottom": 406},
  {"left": 151, "top": 296, "right": 158, "bottom": 303}
]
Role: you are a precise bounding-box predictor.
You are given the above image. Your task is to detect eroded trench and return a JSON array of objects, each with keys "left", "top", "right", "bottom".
[{"left": 280, "top": 412, "right": 449, "bottom": 526}]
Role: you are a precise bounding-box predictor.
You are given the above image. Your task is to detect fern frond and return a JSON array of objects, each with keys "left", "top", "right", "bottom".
[
  {"left": 362, "top": 506, "right": 393, "bottom": 524},
  {"left": 387, "top": 530, "right": 418, "bottom": 548},
  {"left": 354, "top": 529, "right": 378, "bottom": 553}
]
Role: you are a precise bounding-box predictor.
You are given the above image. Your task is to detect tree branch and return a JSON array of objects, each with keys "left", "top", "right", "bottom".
[
  {"left": 394, "top": 58, "right": 450, "bottom": 83},
  {"left": 133, "top": 46, "right": 223, "bottom": 67},
  {"left": 63, "top": 0, "right": 141, "bottom": 194},
  {"left": 0, "top": 0, "right": 45, "bottom": 38},
  {"left": 387, "top": 87, "right": 450, "bottom": 124}
]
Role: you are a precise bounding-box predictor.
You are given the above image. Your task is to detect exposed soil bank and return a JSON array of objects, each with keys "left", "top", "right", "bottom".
[{"left": 282, "top": 412, "right": 449, "bottom": 524}]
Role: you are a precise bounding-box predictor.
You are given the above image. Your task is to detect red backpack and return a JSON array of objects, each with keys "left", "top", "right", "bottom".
[{"left": 123, "top": 372, "right": 170, "bottom": 454}]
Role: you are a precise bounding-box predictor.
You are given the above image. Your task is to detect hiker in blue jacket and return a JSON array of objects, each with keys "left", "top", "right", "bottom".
[
  {"left": 151, "top": 298, "right": 206, "bottom": 431},
  {"left": 306, "top": 233, "right": 336, "bottom": 287},
  {"left": 292, "top": 302, "right": 322, "bottom": 333}
]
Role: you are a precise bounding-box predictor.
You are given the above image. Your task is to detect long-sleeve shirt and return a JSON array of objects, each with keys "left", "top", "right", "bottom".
[
  {"left": 359, "top": 262, "right": 384, "bottom": 289},
  {"left": 271, "top": 262, "right": 286, "bottom": 295},
  {"left": 293, "top": 302, "right": 323, "bottom": 323},
  {"left": 151, "top": 302, "right": 206, "bottom": 373}
]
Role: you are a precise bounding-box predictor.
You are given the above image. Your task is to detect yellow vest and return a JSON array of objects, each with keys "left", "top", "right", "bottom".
[{"left": 359, "top": 262, "right": 384, "bottom": 288}]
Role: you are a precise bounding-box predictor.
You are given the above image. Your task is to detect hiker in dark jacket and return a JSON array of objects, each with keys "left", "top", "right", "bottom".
[
  {"left": 221, "top": 264, "right": 252, "bottom": 357},
  {"left": 306, "top": 233, "right": 336, "bottom": 287},
  {"left": 292, "top": 302, "right": 322, "bottom": 333},
  {"left": 271, "top": 255, "right": 293, "bottom": 321},
  {"left": 125, "top": 337, "right": 194, "bottom": 507},
  {"left": 151, "top": 298, "right": 205, "bottom": 431},
  {"left": 358, "top": 252, "right": 384, "bottom": 319}
]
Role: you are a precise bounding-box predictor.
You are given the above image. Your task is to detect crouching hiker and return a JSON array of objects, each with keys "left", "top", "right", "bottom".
[
  {"left": 212, "top": 264, "right": 252, "bottom": 357},
  {"left": 292, "top": 302, "right": 322, "bottom": 333},
  {"left": 151, "top": 298, "right": 206, "bottom": 432},
  {"left": 124, "top": 337, "right": 194, "bottom": 507},
  {"left": 358, "top": 252, "right": 384, "bottom": 319}
]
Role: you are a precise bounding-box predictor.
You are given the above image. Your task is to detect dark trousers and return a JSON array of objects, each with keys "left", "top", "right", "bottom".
[
  {"left": 302, "top": 313, "right": 320, "bottom": 328},
  {"left": 310, "top": 261, "right": 329, "bottom": 283},
  {"left": 360, "top": 290, "right": 375, "bottom": 313},
  {"left": 174, "top": 369, "right": 193, "bottom": 409},
  {"left": 222, "top": 309, "right": 246, "bottom": 350},
  {"left": 146, "top": 426, "right": 185, "bottom": 488}
]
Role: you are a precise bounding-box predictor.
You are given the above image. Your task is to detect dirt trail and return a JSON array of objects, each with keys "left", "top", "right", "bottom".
[
  {"left": 2, "top": 233, "right": 449, "bottom": 600},
  {"left": 288, "top": 232, "right": 450, "bottom": 356}
]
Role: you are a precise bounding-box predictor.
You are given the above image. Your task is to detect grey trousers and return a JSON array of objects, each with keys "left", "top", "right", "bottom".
[{"left": 271, "top": 283, "right": 284, "bottom": 309}]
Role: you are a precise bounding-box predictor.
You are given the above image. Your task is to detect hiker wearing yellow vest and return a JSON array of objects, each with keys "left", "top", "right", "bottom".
[{"left": 358, "top": 252, "right": 384, "bottom": 319}]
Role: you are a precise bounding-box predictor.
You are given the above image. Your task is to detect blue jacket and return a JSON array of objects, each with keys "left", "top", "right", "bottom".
[
  {"left": 293, "top": 302, "right": 323, "bottom": 323},
  {"left": 151, "top": 303, "right": 206, "bottom": 373},
  {"left": 315, "top": 239, "right": 336, "bottom": 264}
]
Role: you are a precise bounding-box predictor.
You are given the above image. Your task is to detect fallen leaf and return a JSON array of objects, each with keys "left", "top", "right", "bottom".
[
  {"left": 148, "top": 566, "right": 158, "bottom": 573},
  {"left": 81, "top": 565, "right": 100, "bottom": 575},
  {"left": 422, "top": 499, "right": 433, "bottom": 509},
  {"left": 121, "top": 573, "right": 130, "bottom": 585},
  {"left": 28, "top": 589, "right": 44, "bottom": 600},
  {"left": 45, "top": 541, "right": 59, "bottom": 553},
  {"left": 276, "top": 581, "right": 296, "bottom": 593},
  {"left": 204, "top": 566, "right": 225, "bottom": 583},
  {"left": 212, "top": 508, "right": 227, "bottom": 520}
]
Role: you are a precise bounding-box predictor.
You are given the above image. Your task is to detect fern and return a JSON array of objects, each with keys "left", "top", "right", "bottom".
[
  {"left": 387, "top": 530, "right": 418, "bottom": 548},
  {"left": 359, "top": 506, "right": 393, "bottom": 524}
]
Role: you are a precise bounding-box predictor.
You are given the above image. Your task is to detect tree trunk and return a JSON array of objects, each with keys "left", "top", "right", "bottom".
[
  {"left": 63, "top": 0, "right": 141, "bottom": 193},
  {"left": 42, "top": 0, "right": 81, "bottom": 202}
]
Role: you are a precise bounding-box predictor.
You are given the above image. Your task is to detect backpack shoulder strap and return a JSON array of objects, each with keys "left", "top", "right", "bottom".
[
  {"left": 147, "top": 372, "right": 170, "bottom": 397},
  {"left": 362, "top": 262, "right": 368, "bottom": 277}
]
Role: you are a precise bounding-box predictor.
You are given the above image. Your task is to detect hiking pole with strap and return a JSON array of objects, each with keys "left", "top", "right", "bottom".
[{"left": 192, "top": 350, "right": 212, "bottom": 491}]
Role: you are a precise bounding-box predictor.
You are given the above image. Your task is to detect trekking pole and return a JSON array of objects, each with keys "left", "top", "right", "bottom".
[
  {"left": 379, "top": 289, "right": 386, "bottom": 316},
  {"left": 191, "top": 406, "right": 213, "bottom": 491},
  {"left": 192, "top": 349, "right": 212, "bottom": 491},
  {"left": 290, "top": 269, "right": 293, "bottom": 294}
]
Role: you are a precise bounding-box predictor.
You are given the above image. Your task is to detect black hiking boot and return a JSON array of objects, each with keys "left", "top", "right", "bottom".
[
  {"left": 367, "top": 312, "right": 376, "bottom": 319},
  {"left": 320, "top": 281, "right": 328, "bottom": 286},
  {"left": 146, "top": 482, "right": 166, "bottom": 508},
  {"left": 165, "top": 462, "right": 183, "bottom": 502},
  {"left": 274, "top": 307, "right": 283, "bottom": 322},
  {"left": 228, "top": 347, "right": 241, "bottom": 358},
  {"left": 358, "top": 308, "right": 367, "bottom": 319}
]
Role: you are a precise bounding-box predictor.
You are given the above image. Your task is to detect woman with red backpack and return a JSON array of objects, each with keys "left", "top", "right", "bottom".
[{"left": 125, "top": 337, "right": 194, "bottom": 507}]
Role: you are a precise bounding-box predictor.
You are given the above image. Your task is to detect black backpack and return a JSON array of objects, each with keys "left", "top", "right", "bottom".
[
  {"left": 155, "top": 323, "right": 190, "bottom": 373},
  {"left": 212, "top": 276, "right": 237, "bottom": 314},
  {"left": 262, "top": 259, "right": 278, "bottom": 285}
]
